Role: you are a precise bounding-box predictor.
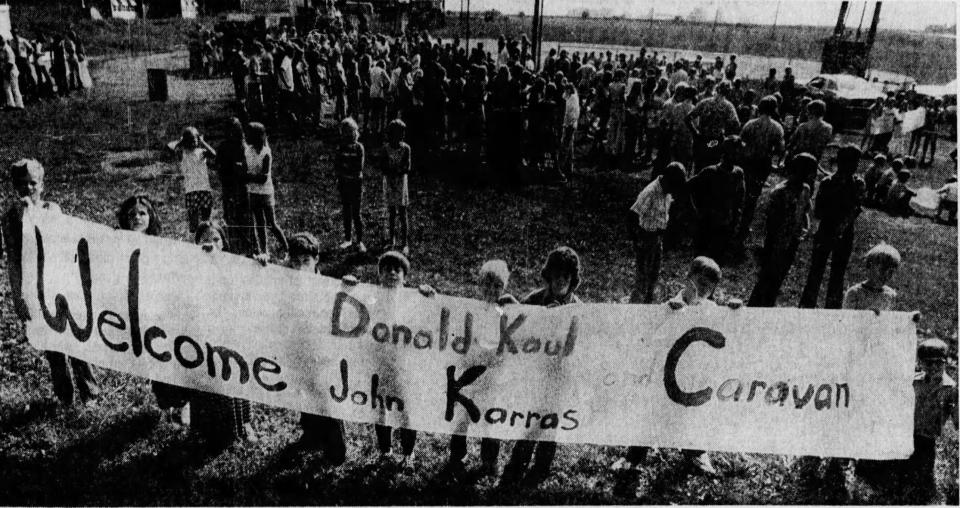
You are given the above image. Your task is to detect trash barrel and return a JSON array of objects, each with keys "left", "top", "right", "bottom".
[{"left": 147, "top": 68, "right": 168, "bottom": 102}]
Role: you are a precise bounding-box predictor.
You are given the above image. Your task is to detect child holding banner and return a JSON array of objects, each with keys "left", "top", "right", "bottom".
[
  {"left": 343, "top": 251, "right": 436, "bottom": 467},
  {"left": 501, "top": 246, "right": 582, "bottom": 487},
  {"left": 3, "top": 159, "right": 100, "bottom": 407},
  {"left": 189, "top": 222, "right": 256, "bottom": 447},
  {"left": 293, "top": 232, "right": 347, "bottom": 465},
  {"left": 447, "top": 260, "right": 519, "bottom": 478},
  {"left": 855, "top": 339, "right": 957, "bottom": 503},
  {"left": 117, "top": 195, "right": 189, "bottom": 426}
]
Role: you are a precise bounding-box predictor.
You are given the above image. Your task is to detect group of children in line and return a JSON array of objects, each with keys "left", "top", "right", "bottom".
[{"left": 2, "top": 146, "right": 956, "bottom": 501}]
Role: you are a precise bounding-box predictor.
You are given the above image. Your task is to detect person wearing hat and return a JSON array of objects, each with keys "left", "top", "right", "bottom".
[
  {"left": 799, "top": 144, "right": 866, "bottom": 309},
  {"left": 736, "top": 95, "right": 786, "bottom": 250},
  {"left": 747, "top": 153, "right": 816, "bottom": 307},
  {"left": 3, "top": 159, "right": 100, "bottom": 406},
  {"left": 687, "top": 135, "right": 746, "bottom": 264}
]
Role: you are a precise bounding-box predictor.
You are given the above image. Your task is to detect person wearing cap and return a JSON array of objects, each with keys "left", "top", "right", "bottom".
[
  {"left": 3, "top": 159, "right": 100, "bottom": 406},
  {"left": 343, "top": 250, "right": 435, "bottom": 468},
  {"left": 786, "top": 100, "right": 833, "bottom": 164},
  {"left": 799, "top": 144, "right": 866, "bottom": 309},
  {"left": 748, "top": 153, "right": 816, "bottom": 307},
  {"left": 737, "top": 95, "right": 786, "bottom": 250},
  {"left": 687, "top": 135, "right": 746, "bottom": 264},
  {"left": 501, "top": 246, "right": 583, "bottom": 487},
  {"left": 856, "top": 338, "right": 957, "bottom": 502}
]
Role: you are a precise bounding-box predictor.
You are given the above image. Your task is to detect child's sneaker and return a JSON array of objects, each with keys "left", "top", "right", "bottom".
[
  {"left": 401, "top": 245, "right": 410, "bottom": 256},
  {"left": 356, "top": 242, "right": 367, "bottom": 254},
  {"left": 338, "top": 240, "right": 353, "bottom": 250},
  {"left": 400, "top": 451, "right": 416, "bottom": 470}
]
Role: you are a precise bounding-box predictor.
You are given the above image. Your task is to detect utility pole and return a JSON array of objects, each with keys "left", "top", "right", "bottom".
[
  {"left": 532, "top": 0, "right": 540, "bottom": 69},
  {"left": 770, "top": 0, "right": 781, "bottom": 38}
]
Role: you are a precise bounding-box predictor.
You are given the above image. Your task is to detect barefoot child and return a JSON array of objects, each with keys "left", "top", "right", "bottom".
[
  {"left": 3, "top": 159, "right": 100, "bottom": 407},
  {"left": 380, "top": 119, "right": 411, "bottom": 254},
  {"left": 172, "top": 126, "right": 216, "bottom": 233},
  {"left": 246, "top": 122, "right": 288, "bottom": 257}
]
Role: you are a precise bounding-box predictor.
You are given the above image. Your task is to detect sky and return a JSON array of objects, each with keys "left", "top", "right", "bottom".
[{"left": 455, "top": 0, "right": 957, "bottom": 32}]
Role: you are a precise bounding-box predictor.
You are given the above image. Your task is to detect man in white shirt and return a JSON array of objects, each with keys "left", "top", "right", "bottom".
[{"left": 367, "top": 60, "right": 391, "bottom": 135}]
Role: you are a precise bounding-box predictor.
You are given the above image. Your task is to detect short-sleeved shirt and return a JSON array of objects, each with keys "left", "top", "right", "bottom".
[
  {"left": 740, "top": 116, "right": 785, "bottom": 162},
  {"left": 668, "top": 290, "right": 717, "bottom": 308},
  {"left": 380, "top": 142, "right": 411, "bottom": 177},
  {"left": 764, "top": 181, "right": 811, "bottom": 246},
  {"left": 790, "top": 118, "right": 833, "bottom": 161},
  {"left": 689, "top": 95, "right": 740, "bottom": 140},
  {"left": 630, "top": 177, "right": 672, "bottom": 233},
  {"left": 914, "top": 372, "right": 957, "bottom": 439},
  {"left": 842, "top": 282, "right": 896, "bottom": 311}
]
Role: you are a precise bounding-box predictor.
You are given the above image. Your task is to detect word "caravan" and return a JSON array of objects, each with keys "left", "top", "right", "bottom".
[{"left": 664, "top": 327, "right": 851, "bottom": 410}]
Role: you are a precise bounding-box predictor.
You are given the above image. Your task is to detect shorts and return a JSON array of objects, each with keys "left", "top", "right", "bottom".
[{"left": 185, "top": 190, "right": 213, "bottom": 232}]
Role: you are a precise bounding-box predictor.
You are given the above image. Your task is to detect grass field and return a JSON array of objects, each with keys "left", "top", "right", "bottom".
[
  {"left": 440, "top": 14, "right": 956, "bottom": 84},
  {"left": 0, "top": 63, "right": 957, "bottom": 504}
]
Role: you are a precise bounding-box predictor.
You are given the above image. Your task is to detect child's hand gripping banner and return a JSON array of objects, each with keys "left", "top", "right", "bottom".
[{"left": 20, "top": 208, "right": 917, "bottom": 459}]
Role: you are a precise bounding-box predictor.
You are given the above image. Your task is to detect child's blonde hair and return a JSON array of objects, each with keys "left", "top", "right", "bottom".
[
  {"left": 479, "top": 259, "right": 510, "bottom": 288},
  {"left": 341, "top": 117, "right": 360, "bottom": 141},
  {"left": 864, "top": 242, "right": 901, "bottom": 271}
]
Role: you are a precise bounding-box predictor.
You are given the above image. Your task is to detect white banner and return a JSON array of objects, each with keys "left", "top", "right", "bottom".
[{"left": 20, "top": 209, "right": 917, "bottom": 459}]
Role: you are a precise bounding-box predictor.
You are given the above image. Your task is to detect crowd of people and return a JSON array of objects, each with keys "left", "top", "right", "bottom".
[
  {"left": 0, "top": 29, "right": 92, "bottom": 110},
  {"left": 1, "top": 20, "right": 958, "bottom": 504}
]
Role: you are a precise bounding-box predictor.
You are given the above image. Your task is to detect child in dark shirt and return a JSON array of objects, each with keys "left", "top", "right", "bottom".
[
  {"left": 501, "top": 247, "right": 582, "bottom": 487},
  {"left": 336, "top": 117, "right": 367, "bottom": 253}
]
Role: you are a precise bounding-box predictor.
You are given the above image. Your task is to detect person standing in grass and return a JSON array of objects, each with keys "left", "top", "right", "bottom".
[
  {"left": 736, "top": 96, "right": 785, "bottom": 250},
  {"left": 786, "top": 100, "right": 832, "bottom": 164},
  {"left": 173, "top": 126, "right": 216, "bottom": 234},
  {"left": 446, "top": 260, "right": 519, "bottom": 478},
  {"left": 501, "top": 246, "right": 583, "bottom": 487},
  {"left": 799, "top": 144, "right": 865, "bottom": 309},
  {"left": 342, "top": 251, "right": 436, "bottom": 468},
  {"left": 747, "top": 153, "right": 816, "bottom": 307},
  {"left": 245, "top": 122, "right": 288, "bottom": 258},
  {"left": 116, "top": 195, "right": 190, "bottom": 425},
  {"left": 862, "top": 153, "right": 888, "bottom": 207},
  {"left": 687, "top": 136, "right": 746, "bottom": 265},
  {"left": 685, "top": 80, "right": 740, "bottom": 172},
  {"left": 289, "top": 232, "right": 348, "bottom": 465},
  {"left": 335, "top": 117, "right": 367, "bottom": 253},
  {"left": 628, "top": 162, "right": 687, "bottom": 304},
  {"left": 215, "top": 117, "right": 252, "bottom": 255},
  {"left": 3, "top": 159, "right": 100, "bottom": 407},
  {"left": 189, "top": 222, "right": 256, "bottom": 448},
  {"left": 1, "top": 36, "right": 24, "bottom": 109},
  {"left": 379, "top": 119, "right": 411, "bottom": 254}
]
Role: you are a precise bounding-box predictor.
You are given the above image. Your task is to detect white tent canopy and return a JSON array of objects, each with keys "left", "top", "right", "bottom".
[{"left": 915, "top": 79, "right": 958, "bottom": 98}]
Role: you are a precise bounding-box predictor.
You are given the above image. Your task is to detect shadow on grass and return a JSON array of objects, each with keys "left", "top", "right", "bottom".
[{"left": 0, "top": 397, "right": 59, "bottom": 434}]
